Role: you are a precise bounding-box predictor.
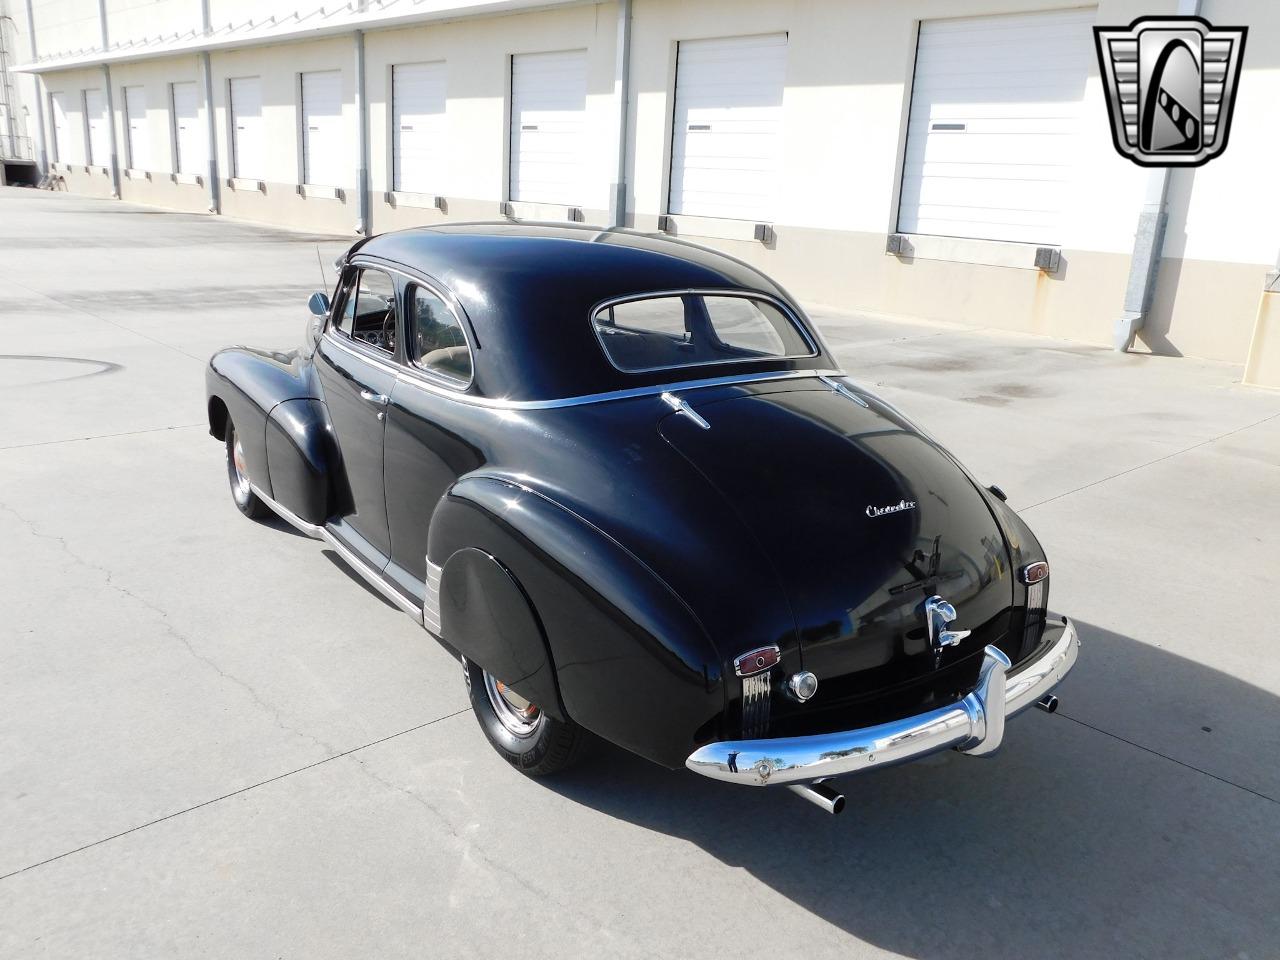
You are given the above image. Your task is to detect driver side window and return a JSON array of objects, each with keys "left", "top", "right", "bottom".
[{"left": 334, "top": 267, "right": 397, "bottom": 354}]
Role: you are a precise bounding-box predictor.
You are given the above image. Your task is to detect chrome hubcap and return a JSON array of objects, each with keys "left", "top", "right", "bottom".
[
  {"left": 483, "top": 671, "right": 543, "bottom": 738},
  {"left": 230, "top": 433, "right": 251, "bottom": 503}
]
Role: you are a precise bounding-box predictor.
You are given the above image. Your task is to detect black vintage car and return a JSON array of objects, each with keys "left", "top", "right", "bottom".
[{"left": 206, "top": 223, "right": 1077, "bottom": 814}]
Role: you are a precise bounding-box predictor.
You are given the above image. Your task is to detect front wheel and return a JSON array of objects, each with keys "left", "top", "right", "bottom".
[
  {"left": 225, "top": 420, "right": 270, "bottom": 520},
  {"left": 465, "top": 660, "right": 586, "bottom": 776}
]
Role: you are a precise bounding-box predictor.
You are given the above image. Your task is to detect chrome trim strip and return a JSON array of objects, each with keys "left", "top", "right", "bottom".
[
  {"left": 741, "top": 673, "right": 771, "bottom": 739},
  {"left": 686, "top": 617, "right": 1079, "bottom": 787},
  {"left": 319, "top": 339, "right": 840, "bottom": 411},
  {"left": 249, "top": 483, "right": 424, "bottom": 623},
  {"left": 424, "top": 559, "right": 443, "bottom": 636}
]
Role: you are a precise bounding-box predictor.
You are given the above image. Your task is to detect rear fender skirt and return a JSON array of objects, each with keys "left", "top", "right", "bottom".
[
  {"left": 428, "top": 476, "right": 725, "bottom": 768},
  {"left": 438, "top": 547, "right": 562, "bottom": 721},
  {"left": 265, "top": 398, "right": 341, "bottom": 525}
]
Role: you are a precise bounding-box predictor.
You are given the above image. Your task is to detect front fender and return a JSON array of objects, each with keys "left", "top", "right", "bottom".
[{"left": 428, "top": 476, "right": 726, "bottom": 769}]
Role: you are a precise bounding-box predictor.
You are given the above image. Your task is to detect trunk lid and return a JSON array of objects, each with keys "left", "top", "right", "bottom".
[{"left": 659, "top": 382, "right": 1015, "bottom": 731}]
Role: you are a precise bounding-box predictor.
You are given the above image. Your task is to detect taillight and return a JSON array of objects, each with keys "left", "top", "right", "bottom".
[{"left": 1021, "top": 562, "right": 1049, "bottom": 649}]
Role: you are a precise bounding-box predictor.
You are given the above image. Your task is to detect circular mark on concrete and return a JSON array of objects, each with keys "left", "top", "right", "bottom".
[{"left": 0, "top": 355, "right": 124, "bottom": 387}]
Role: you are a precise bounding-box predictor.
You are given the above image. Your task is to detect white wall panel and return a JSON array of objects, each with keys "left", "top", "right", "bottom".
[
  {"left": 669, "top": 33, "right": 786, "bottom": 222},
  {"left": 50, "top": 91, "right": 81, "bottom": 164},
  {"left": 171, "top": 80, "right": 204, "bottom": 176},
  {"left": 123, "top": 85, "right": 149, "bottom": 170},
  {"left": 301, "top": 70, "right": 345, "bottom": 186},
  {"left": 229, "top": 76, "right": 263, "bottom": 179},
  {"left": 509, "top": 49, "right": 587, "bottom": 205},
  {"left": 392, "top": 61, "right": 447, "bottom": 194},
  {"left": 83, "top": 87, "right": 108, "bottom": 167},
  {"left": 898, "top": 9, "right": 1095, "bottom": 245}
]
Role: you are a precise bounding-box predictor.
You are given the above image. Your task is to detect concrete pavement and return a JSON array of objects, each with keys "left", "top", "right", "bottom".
[{"left": 2, "top": 187, "right": 1278, "bottom": 959}]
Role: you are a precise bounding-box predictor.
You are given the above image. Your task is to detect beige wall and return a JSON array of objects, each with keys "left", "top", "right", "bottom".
[{"left": 23, "top": 0, "right": 1280, "bottom": 366}]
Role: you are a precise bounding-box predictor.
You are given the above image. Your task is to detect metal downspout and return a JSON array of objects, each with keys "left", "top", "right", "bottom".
[
  {"left": 354, "top": 29, "right": 369, "bottom": 235},
  {"left": 199, "top": 51, "right": 219, "bottom": 213},
  {"left": 609, "top": 0, "right": 632, "bottom": 229},
  {"left": 199, "top": 0, "right": 219, "bottom": 214},
  {"left": 94, "top": 0, "right": 120, "bottom": 198},
  {"left": 21, "top": 0, "right": 46, "bottom": 173},
  {"left": 1113, "top": 0, "right": 1201, "bottom": 352}
]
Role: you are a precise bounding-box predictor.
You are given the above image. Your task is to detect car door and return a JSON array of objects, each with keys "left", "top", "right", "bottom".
[
  {"left": 314, "top": 262, "right": 401, "bottom": 563},
  {"left": 383, "top": 278, "right": 483, "bottom": 605}
]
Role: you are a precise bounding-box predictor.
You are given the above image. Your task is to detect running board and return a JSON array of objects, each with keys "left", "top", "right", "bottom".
[{"left": 249, "top": 483, "right": 424, "bottom": 623}]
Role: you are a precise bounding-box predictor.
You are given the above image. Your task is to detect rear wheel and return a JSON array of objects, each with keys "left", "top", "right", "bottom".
[
  {"left": 225, "top": 420, "right": 270, "bottom": 520},
  {"left": 465, "top": 659, "right": 586, "bottom": 776}
]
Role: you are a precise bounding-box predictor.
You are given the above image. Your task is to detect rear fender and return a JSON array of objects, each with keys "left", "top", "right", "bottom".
[{"left": 428, "top": 476, "right": 725, "bottom": 768}]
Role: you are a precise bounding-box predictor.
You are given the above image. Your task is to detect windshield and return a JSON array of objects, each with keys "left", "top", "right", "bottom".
[{"left": 591, "top": 292, "right": 817, "bottom": 373}]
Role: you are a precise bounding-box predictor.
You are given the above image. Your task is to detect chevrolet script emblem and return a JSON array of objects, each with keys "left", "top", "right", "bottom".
[
  {"left": 923, "top": 595, "right": 970, "bottom": 655},
  {"left": 1094, "top": 16, "right": 1247, "bottom": 167}
]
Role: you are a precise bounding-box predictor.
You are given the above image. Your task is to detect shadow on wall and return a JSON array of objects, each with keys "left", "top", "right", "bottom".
[{"left": 539, "top": 619, "right": 1278, "bottom": 959}]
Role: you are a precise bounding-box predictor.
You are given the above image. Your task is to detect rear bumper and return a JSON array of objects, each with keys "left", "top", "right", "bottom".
[{"left": 685, "top": 614, "right": 1079, "bottom": 786}]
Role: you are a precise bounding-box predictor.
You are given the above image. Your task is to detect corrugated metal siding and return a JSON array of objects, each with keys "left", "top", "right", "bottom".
[
  {"left": 509, "top": 49, "right": 587, "bottom": 205},
  {"left": 669, "top": 33, "right": 787, "bottom": 222},
  {"left": 898, "top": 8, "right": 1096, "bottom": 245},
  {"left": 172, "top": 81, "right": 203, "bottom": 176},
  {"left": 392, "top": 61, "right": 447, "bottom": 194},
  {"left": 302, "top": 70, "right": 344, "bottom": 187},
  {"left": 229, "top": 76, "right": 263, "bottom": 180}
]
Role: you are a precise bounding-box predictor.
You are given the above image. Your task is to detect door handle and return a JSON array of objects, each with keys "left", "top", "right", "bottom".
[{"left": 360, "top": 390, "right": 390, "bottom": 406}]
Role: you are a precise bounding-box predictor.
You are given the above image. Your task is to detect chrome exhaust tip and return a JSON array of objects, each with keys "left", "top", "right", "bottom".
[
  {"left": 787, "top": 781, "right": 846, "bottom": 815},
  {"left": 1036, "top": 694, "right": 1059, "bottom": 713}
]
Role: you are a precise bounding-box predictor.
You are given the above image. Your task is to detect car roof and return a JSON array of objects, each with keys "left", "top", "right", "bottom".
[{"left": 355, "top": 222, "right": 831, "bottom": 402}]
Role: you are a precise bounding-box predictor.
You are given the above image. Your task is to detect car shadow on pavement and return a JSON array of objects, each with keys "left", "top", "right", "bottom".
[{"left": 541, "top": 620, "right": 1279, "bottom": 959}]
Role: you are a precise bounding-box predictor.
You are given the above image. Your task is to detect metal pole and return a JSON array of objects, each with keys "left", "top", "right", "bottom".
[
  {"left": 354, "top": 29, "right": 368, "bottom": 235},
  {"left": 608, "top": 0, "right": 632, "bottom": 228},
  {"left": 21, "top": 0, "right": 46, "bottom": 173},
  {"left": 1113, "top": 0, "right": 1201, "bottom": 351},
  {"left": 102, "top": 63, "right": 120, "bottom": 197},
  {"left": 199, "top": 50, "right": 220, "bottom": 213}
]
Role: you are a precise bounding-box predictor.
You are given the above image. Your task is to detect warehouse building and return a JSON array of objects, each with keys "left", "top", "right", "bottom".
[{"left": 5, "top": 0, "right": 1280, "bottom": 383}]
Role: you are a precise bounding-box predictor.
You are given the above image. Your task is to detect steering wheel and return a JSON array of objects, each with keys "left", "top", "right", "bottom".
[{"left": 380, "top": 306, "right": 396, "bottom": 351}]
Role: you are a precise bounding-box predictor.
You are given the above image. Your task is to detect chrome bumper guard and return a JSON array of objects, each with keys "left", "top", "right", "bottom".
[{"left": 686, "top": 615, "right": 1079, "bottom": 786}]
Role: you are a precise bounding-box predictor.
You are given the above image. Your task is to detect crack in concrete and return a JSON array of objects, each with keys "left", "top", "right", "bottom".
[
  {"left": 0, "top": 710, "right": 470, "bottom": 883},
  {"left": 1023, "top": 408, "right": 1280, "bottom": 512},
  {"left": 0, "top": 501, "right": 339, "bottom": 758},
  {"left": 347, "top": 750, "right": 641, "bottom": 950},
  {"left": 0, "top": 423, "right": 206, "bottom": 452}
]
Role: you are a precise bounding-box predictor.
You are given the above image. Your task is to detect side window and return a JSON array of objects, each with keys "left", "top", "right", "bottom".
[
  {"left": 333, "top": 267, "right": 397, "bottom": 354},
  {"left": 703, "top": 296, "right": 795, "bottom": 355},
  {"left": 411, "top": 285, "right": 472, "bottom": 384},
  {"left": 603, "top": 298, "right": 688, "bottom": 339}
]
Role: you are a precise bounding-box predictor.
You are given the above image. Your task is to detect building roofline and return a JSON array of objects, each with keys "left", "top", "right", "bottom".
[{"left": 13, "top": 0, "right": 586, "bottom": 74}]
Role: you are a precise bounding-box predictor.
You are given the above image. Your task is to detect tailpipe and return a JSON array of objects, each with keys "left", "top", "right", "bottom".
[
  {"left": 787, "top": 781, "right": 846, "bottom": 815},
  {"left": 1036, "top": 694, "right": 1060, "bottom": 714}
]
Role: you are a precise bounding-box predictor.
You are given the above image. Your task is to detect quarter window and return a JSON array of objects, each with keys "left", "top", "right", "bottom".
[
  {"left": 334, "top": 268, "right": 397, "bottom": 354},
  {"left": 411, "top": 285, "right": 471, "bottom": 384},
  {"left": 592, "top": 293, "right": 814, "bottom": 373}
]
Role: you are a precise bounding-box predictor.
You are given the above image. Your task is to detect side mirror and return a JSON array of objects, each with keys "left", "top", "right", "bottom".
[{"left": 308, "top": 291, "right": 331, "bottom": 319}]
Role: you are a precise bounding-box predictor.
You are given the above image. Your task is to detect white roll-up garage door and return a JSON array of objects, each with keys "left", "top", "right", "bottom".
[
  {"left": 50, "top": 92, "right": 78, "bottom": 164},
  {"left": 509, "top": 50, "right": 587, "bottom": 206},
  {"left": 124, "top": 86, "right": 148, "bottom": 171},
  {"left": 302, "top": 70, "right": 344, "bottom": 187},
  {"left": 171, "top": 81, "right": 204, "bottom": 177},
  {"left": 669, "top": 34, "right": 787, "bottom": 222},
  {"left": 229, "top": 76, "right": 264, "bottom": 180},
  {"left": 898, "top": 8, "right": 1095, "bottom": 245},
  {"left": 83, "top": 88, "right": 108, "bottom": 168},
  {"left": 392, "top": 61, "right": 446, "bottom": 195}
]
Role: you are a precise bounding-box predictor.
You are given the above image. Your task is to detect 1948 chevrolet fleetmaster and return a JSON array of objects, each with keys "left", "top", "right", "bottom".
[{"left": 205, "top": 223, "right": 1078, "bottom": 814}]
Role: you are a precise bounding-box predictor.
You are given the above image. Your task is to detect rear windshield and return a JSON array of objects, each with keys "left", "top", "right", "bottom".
[{"left": 591, "top": 292, "right": 816, "bottom": 373}]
